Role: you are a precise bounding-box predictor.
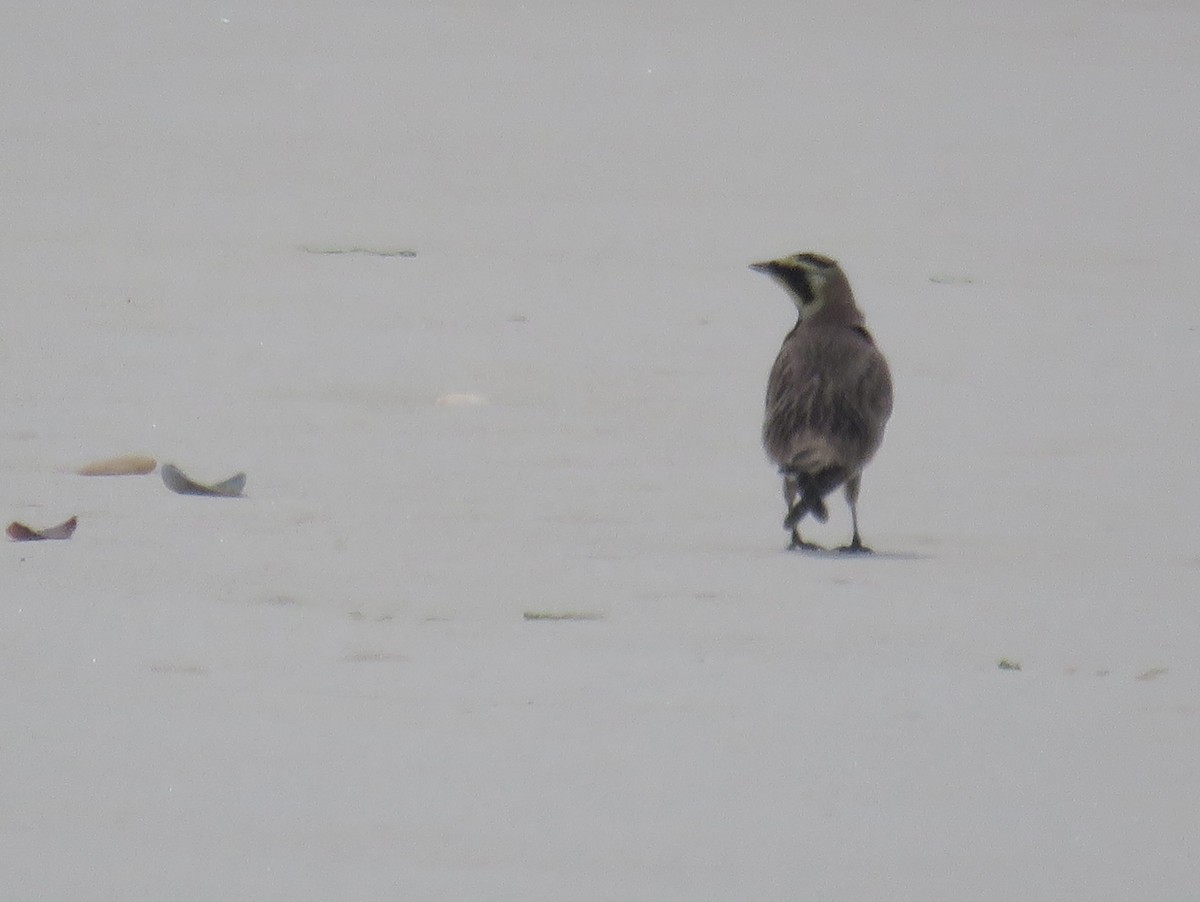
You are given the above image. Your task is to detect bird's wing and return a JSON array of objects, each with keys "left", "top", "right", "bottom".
[{"left": 764, "top": 326, "right": 891, "bottom": 469}]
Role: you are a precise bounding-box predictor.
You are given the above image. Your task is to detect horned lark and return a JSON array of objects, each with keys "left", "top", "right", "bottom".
[{"left": 752, "top": 252, "right": 893, "bottom": 552}]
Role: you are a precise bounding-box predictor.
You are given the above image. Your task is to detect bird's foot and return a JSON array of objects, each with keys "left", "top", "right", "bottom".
[
  {"left": 837, "top": 537, "right": 873, "bottom": 554},
  {"left": 788, "top": 530, "right": 824, "bottom": 552}
]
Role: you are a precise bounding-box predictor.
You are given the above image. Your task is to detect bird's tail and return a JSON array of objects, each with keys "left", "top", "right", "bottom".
[
  {"left": 782, "top": 466, "right": 846, "bottom": 529},
  {"left": 784, "top": 489, "right": 829, "bottom": 528}
]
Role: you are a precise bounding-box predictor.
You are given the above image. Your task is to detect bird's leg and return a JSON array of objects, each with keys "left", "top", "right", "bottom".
[
  {"left": 837, "top": 475, "right": 873, "bottom": 554},
  {"left": 782, "top": 474, "right": 799, "bottom": 529},
  {"left": 784, "top": 500, "right": 803, "bottom": 530},
  {"left": 783, "top": 475, "right": 822, "bottom": 550}
]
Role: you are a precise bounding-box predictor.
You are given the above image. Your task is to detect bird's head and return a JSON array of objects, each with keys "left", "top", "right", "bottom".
[{"left": 750, "top": 252, "right": 861, "bottom": 324}]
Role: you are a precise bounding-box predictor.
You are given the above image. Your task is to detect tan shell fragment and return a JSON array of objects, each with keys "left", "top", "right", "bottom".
[{"left": 78, "top": 455, "right": 158, "bottom": 476}]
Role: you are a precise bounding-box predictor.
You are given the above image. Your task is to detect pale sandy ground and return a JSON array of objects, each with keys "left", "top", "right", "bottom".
[{"left": 3, "top": 3, "right": 1200, "bottom": 900}]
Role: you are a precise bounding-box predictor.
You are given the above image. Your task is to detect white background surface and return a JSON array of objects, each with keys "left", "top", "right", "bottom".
[{"left": 3, "top": 3, "right": 1199, "bottom": 899}]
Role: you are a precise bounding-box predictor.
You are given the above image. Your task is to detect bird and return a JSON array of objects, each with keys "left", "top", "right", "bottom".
[{"left": 751, "top": 252, "right": 893, "bottom": 552}]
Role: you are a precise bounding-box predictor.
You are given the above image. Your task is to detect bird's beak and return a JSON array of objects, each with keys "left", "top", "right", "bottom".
[{"left": 749, "top": 260, "right": 775, "bottom": 274}]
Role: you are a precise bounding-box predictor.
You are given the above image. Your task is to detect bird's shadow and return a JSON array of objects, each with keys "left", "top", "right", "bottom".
[{"left": 785, "top": 546, "right": 931, "bottom": 561}]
